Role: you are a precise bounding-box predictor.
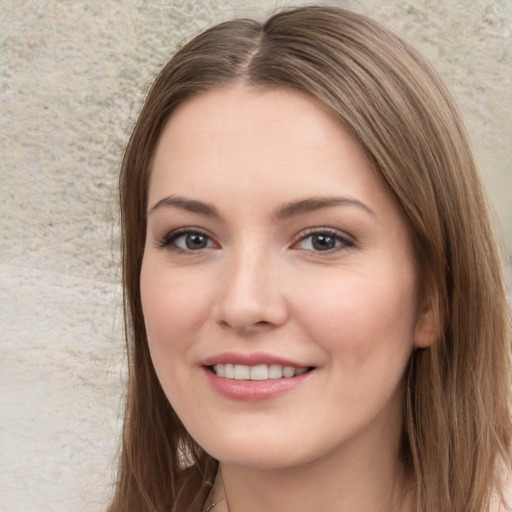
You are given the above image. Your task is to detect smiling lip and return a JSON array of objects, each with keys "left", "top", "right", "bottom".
[
  {"left": 202, "top": 351, "right": 309, "bottom": 367},
  {"left": 201, "top": 352, "right": 314, "bottom": 401}
]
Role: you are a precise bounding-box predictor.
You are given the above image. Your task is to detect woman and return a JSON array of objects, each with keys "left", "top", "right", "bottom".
[{"left": 109, "top": 5, "right": 511, "bottom": 512}]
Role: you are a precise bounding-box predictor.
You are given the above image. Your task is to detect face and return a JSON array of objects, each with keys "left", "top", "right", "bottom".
[{"left": 141, "top": 85, "right": 432, "bottom": 471}]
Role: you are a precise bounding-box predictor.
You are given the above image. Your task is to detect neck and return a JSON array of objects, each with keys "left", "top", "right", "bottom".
[
  {"left": 207, "top": 385, "right": 414, "bottom": 512},
  {"left": 210, "top": 430, "right": 414, "bottom": 512}
]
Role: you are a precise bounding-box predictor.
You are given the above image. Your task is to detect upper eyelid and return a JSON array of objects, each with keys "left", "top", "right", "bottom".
[
  {"left": 293, "top": 226, "right": 354, "bottom": 243},
  {"left": 157, "top": 227, "right": 218, "bottom": 249},
  {"left": 290, "top": 228, "right": 356, "bottom": 254},
  {"left": 156, "top": 226, "right": 354, "bottom": 249}
]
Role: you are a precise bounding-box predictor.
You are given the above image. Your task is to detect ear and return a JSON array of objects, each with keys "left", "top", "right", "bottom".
[{"left": 413, "top": 289, "right": 438, "bottom": 348}]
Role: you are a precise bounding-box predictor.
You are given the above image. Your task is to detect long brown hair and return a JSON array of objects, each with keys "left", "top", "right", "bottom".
[{"left": 110, "top": 6, "right": 511, "bottom": 512}]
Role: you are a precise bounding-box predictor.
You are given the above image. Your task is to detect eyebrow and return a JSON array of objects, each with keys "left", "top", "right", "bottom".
[
  {"left": 147, "top": 194, "right": 374, "bottom": 219},
  {"left": 147, "top": 195, "right": 218, "bottom": 217},
  {"left": 275, "top": 196, "right": 375, "bottom": 219}
]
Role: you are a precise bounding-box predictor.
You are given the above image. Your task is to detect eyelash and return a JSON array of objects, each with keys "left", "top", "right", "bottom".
[
  {"left": 157, "top": 227, "right": 354, "bottom": 254},
  {"left": 292, "top": 227, "right": 354, "bottom": 253},
  {"left": 157, "top": 228, "right": 216, "bottom": 252}
]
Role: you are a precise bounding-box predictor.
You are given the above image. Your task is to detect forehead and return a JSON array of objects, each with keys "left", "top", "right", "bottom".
[
  {"left": 154, "top": 85, "right": 342, "bottom": 160},
  {"left": 148, "top": 83, "right": 415, "bottom": 259},
  {"left": 149, "top": 84, "right": 382, "bottom": 202}
]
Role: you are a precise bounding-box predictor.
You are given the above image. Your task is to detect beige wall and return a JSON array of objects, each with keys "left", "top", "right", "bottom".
[{"left": 1, "top": 1, "right": 510, "bottom": 510}]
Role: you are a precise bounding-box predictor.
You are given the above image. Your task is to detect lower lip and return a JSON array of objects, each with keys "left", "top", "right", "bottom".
[{"left": 203, "top": 367, "right": 312, "bottom": 401}]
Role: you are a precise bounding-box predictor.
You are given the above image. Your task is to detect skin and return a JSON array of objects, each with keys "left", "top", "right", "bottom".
[{"left": 140, "top": 84, "right": 434, "bottom": 512}]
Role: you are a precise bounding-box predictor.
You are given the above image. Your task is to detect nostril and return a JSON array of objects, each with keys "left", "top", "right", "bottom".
[{"left": 216, "top": 316, "right": 279, "bottom": 333}]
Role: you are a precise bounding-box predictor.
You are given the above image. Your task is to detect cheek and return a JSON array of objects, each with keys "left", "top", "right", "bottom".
[
  {"left": 140, "top": 258, "right": 208, "bottom": 363},
  {"left": 140, "top": 257, "right": 213, "bottom": 418},
  {"left": 293, "top": 264, "right": 418, "bottom": 371}
]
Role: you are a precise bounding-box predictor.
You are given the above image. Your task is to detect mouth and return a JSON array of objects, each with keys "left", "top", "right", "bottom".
[{"left": 208, "top": 364, "right": 314, "bottom": 381}]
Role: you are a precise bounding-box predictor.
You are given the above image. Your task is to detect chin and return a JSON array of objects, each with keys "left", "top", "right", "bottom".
[
  {"left": 213, "top": 448, "right": 306, "bottom": 471},
  {"left": 197, "top": 430, "right": 340, "bottom": 472}
]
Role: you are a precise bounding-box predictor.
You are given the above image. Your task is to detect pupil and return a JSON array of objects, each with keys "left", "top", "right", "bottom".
[
  {"left": 312, "top": 234, "right": 335, "bottom": 251},
  {"left": 186, "top": 234, "right": 207, "bottom": 250}
]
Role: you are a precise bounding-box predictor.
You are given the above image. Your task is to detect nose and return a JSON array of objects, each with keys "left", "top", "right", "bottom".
[{"left": 213, "top": 249, "right": 288, "bottom": 334}]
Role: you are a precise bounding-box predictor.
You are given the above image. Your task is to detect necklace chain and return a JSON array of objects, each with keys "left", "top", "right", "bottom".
[{"left": 205, "top": 467, "right": 229, "bottom": 512}]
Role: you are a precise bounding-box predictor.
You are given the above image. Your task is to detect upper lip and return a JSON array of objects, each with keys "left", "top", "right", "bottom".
[{"left": 201, "top": 352, "right": 312, "bottom": 368}]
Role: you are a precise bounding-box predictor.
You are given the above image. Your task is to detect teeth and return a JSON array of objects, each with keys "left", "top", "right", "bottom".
[
  {"left": 268, "top": 364, "right": 283, "bottom": 379},
  {"left": 283, "top": 366, "right": 295, "bottom": 378},
  {"left": 212, "top": 364, "right": 309, "bottom": 380},
  {"left": 224, "top": 364, "right": 234, "bottom": 379},
  {"left": 250, "top": 364, "right": 268, "bottom": 380},
  {"left": 234, "top": 364, "right": 250, "bottom": 380}
]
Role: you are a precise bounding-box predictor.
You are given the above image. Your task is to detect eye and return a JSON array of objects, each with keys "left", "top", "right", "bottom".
[
  {"left": 158, "top": 229, "right": 217, "bottom": 252},
  {"left": 294, "top": 229, "right": 353, "bottom": 252}
]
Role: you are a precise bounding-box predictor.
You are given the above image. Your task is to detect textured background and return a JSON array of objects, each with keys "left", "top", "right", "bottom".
[{"left": 1, "top": 1, "right": 511, "bottom": 511}]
